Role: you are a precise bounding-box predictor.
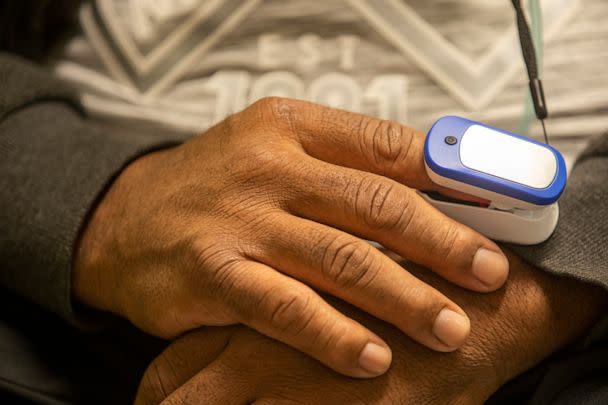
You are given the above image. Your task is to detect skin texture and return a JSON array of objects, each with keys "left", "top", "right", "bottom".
[
  {"left": 135, "top": 252, "right": 608, "bottom": 405},
  {"left": 73, "top": 98, "right": 509, "bottom": 378}
]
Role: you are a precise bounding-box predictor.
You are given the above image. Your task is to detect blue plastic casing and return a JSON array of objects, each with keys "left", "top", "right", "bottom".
[{"left": 424, "top": 116, "right": 567, "bottom": 206}]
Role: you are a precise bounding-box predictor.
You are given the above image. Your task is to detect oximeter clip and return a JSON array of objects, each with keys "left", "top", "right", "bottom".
[{"left": 422, "top": 116, "right": 567, "bottom": 245}]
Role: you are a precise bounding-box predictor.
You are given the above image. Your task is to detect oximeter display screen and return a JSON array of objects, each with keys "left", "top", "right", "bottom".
[{"left": 459, "top": 125, "right": 557, "bottom": 189}]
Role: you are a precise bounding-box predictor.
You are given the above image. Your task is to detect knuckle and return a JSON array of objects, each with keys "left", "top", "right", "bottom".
[
  {"left": 237, "top": 209, "right": 285, "bottom": 238},
  {"left": 137, "top": 360, "right": 172, "bottom": 405},
  {"left": 266, "top": 288, "right": 314, "bottom": 335},
  {"left": 192, "top": 239, "right": 230, "bottom": 272},
  {"left": 367, "top": 183, "right": 398, "bottom": 229},
  {"left": 359, "top": 118, "right": 414, "bottom": 172},
  {"left": 351, "top": 176, "right": 416, "bottom": 232},
  {"left": 433, "top": 222, "right": 464, "bottom": 266},
  {"left": 390, "top": 189, "right": 418, "bottom": 235},
  {"left": 192, "top": 239, "right": 242, "bottom": 293},
  {"left": 319, "top": 236, "right": 377, "bottom": 290},
  {"left": 232, "top": 143, "right": 297, "bottom": 186},
  {"left": 251, "top": 96, "right": 299, "bottom": 131},
  {"left": 209, "top": 260, "right": 243, "bottom": 299},
  {"left": 394, "top": 284, "right": 441, "bottom": 327},
  {"left": 249, "top": 144, "right": 294, "bottom": 172},
  {"left": 253, "top": 95, "right": 292, "bottom": 112}
]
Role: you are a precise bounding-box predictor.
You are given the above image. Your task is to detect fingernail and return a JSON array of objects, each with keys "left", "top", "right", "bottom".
[
  {"left": 432, "top": 308, "right": 470, "bottom": 350},
  {"left": 358, "top": 342, "right": 392, "bottom": 375},
  {"left": 472, "top": 248, "right": 509, "bottom": 289}
]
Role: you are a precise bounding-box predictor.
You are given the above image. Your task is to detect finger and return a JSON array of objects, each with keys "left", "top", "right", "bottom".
[
  {"left": 214, "top": 260, "right": 393, "bottom": 378},
  {"left": 250, "top": 213, "right": 471, "bottom": 352},
  {"left": 135, "top": 328, "right": 237, "bottom": 405},
  {"left": 257, "top": 97, "right": 464, "bottom": 198},
  {"left": 286, "top": 158, "right": 509, "bottom": 292}
]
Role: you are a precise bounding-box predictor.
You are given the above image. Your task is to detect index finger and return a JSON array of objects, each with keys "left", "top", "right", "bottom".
[{"left": 257, "top": 97, "right": 439, "bottom": 192}]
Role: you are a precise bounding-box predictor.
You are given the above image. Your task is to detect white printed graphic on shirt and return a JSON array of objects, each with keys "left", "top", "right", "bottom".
[{"left": 52, "top": 0, "right": 608, "bottom": 156}]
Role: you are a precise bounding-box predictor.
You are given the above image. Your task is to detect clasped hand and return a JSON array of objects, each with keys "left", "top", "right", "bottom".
[{"left": 73, "top": 97, "right": 508, "bottom": 378}]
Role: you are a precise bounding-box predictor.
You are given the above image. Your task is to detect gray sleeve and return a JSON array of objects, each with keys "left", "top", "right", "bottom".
[
  {"left": 0, "top": 53, "right": 179, "bottom": 326},
  {"left": 511, "top": 132, "right": 608, "bottom": 290}
]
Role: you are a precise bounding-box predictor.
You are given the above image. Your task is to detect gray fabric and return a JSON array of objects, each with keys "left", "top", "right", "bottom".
[
  {"left": 0, "top": 54, "right": 178, "bottom": 325},
  {"left": 0, "top": 53, "right": 80, "bottom": 120},
  {"left": 512, "top": 133, "right": 608, "bottom": 291}
]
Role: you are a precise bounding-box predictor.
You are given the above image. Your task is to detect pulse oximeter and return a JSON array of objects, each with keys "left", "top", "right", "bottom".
[{"left": 422, "top": 116, "right": 567, "bottom": 245}]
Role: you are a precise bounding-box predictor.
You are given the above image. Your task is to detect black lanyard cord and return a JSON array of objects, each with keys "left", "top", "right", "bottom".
[{"left": 512, "top": 0, "right": 549, "bottom": 144}]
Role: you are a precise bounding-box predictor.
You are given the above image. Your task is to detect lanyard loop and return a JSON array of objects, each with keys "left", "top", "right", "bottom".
[{"left": 512, "top": 0, "right": 549, "bottom": 144}]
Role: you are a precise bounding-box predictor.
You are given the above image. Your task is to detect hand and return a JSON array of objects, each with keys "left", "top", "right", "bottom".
[
  {"left": 135, "top": 252, "right": 607, "bottom": 404},
  {"left": 73, "top": 97, "right": 508, "bottom": 378}
]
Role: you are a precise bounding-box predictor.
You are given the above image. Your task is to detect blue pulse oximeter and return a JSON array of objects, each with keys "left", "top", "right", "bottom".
[{"left": 421, "top": 116, "right": 567, "bottom": 245}]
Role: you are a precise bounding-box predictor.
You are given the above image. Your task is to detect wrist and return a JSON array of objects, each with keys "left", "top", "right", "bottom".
[
  {"left": 71, "top": 150, "right": 161, "bottom": 315},
  {"left": 72, "top": 185, "right": 121, "bottom": 315}
]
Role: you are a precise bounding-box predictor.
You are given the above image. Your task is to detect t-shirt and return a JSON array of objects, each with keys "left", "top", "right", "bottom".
[{"left": 50, "top": 0, "right": 608, "bottom": 166}]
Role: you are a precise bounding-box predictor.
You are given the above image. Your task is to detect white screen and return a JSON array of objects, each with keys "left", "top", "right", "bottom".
[{"left": 459, "top": 125, "right": 557, "bottom": 189}]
